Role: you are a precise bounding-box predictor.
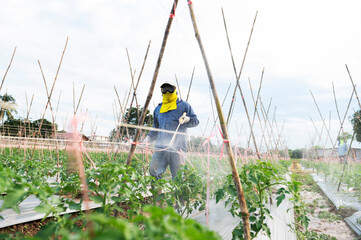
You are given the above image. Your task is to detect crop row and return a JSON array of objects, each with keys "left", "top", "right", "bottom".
[
  {"left": 301, "top": 160, "right": 361, "bottom": 200},
  {"left": 0, "top": 147, "right": 308, "bottom": 239}
]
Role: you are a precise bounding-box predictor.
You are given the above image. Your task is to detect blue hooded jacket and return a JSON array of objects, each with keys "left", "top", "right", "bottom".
[{"left": 148, "top": 99, "right": 199, "bottom": 151}]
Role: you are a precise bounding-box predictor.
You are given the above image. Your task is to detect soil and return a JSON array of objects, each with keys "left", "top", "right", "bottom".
[
  {"left": 0, "top": 217, "right": 56, "bottom": 237},
  {"left": 300, "top": 178, "right": 359, "bottom": 240}
]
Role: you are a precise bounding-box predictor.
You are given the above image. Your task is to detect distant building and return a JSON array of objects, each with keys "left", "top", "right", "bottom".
[{"left": 91, "top": 135, "right": 109, "bottom": 142}]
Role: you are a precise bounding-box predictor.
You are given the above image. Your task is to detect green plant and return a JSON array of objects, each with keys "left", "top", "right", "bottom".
[
  {"left": 288, "top": 174, "right": 310, "bottom": 231},
  {"left": 317, "top": 211, "right": 342, "bottom": 222},
  {"left": 215, "top": 160, "right": 289, "bottom": 239},
  {"left": 134, "top": 206, "right": 220, "bottom": 240},
  {"left": 296, "top": 230, "right": 337, "bottom": 240},
  {"left": 173, "top": 165, "right": 206, "bottom": 217}
]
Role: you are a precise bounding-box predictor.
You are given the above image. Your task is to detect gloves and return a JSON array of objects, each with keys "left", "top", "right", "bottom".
[{"left": 179, "top": 115, "right": 190, "bottom": 124}]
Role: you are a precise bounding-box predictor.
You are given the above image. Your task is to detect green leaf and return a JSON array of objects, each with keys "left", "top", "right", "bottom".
[
  {"left": 0, "top": 187, "right": 27, "bottom": 210},
  {"left": 276, "top": 193, "right": 286, "bottom": 207},
  {"left": 67, "top": 200, "right": 81, "bottom": 211},
  {"left": 89, "top": 195, "right": 104, "bottom": 203},
  {"left": 34, "top": 203, "right": 52, "bottom": 214},
  {"left": 215, "top": 189, "right": 225, "bottom": 203},
  {"left": 36, "top": 221, "right": 58, "bottom": 239}
]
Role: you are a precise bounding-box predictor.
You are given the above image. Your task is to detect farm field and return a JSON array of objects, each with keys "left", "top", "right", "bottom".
[
  {"left": 0, "top": 145, "right": 360, "bottom": 239},
  {"left": 2, "top": 1, "right": 361, "bottom": 239}
]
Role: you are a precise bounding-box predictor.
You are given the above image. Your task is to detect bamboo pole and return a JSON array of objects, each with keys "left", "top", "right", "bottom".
[
  {"left": 310, "top": 90, "right": 335, "bottom": 147},
  {"left": 271, "top": 106, "right": 281, "bottom": 152},
  {"left": 330, "top": 84, "right": 355, "bottom": 157},
  {"left": 118, "top": 42, "right": 151, "bottom": 142},
  {"left": 346, "top": 64, "right": 361, "bottom": 108},
  {"left": 221, "top": 9, "right": 261, "bottom": 160},
  {"left": 186, "top": 2, "right": 250, "bottom": 238},
  {"left": 209, "top": 83, "right": 232, "bottom": 134},
  {"left": 175, "top": 74, "right": 182, "bottom": 100},
  {"left": 126, "top": 0, "right": 179, "bottom": 165},
  {"left": 73, "top": 84, "right": 85, "bottom": 115},
  {"left": 113, "top": 42, "right": 151, "bottom": 161},
  {"left": 275, "top": 119, "right": 286, "bottom": 152},
  {"left": 0, "top": 47, "right": 16, "bottom": 93},
  {"left": 30, "top": 37, "right": 68, "bottom": 160},
  {"left": 337, "top": 64, "right": 361, "bottom": 191},
  {"left": 247, "top": 77, "right": 269, "bottom": 153},
  {"left": 113, "top": 86, "right": 128, "bottom": 142},
  {"left": 38, "top": 60, "right": 61, "bottom": 181},
  {"left": 224, "top": 10, "right": 258, "bottom": 126},
  {"left": 259, "top": 97, "right": 275, "bottom": 151},
  {"left": 337, "top": 130, "right": 356, "bottom": 191},
  {"left": 246, "top": 69, "right": 264, "bottom": 149},
  {"left": 186, "top": 66, "right": 195, "bottom": 102},
  {"left": 310, "top": 117, "right": 323, "bottom": 148}
]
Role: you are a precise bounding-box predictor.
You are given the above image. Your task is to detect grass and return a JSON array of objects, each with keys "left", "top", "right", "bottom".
[{"left": 317, "top": 211, "right": 342, "bottom": 222}]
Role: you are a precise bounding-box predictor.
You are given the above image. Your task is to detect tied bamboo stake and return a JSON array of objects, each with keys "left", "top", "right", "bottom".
[
  {"left": 222, "top": 9, "right": 261, "bottom": 160},
  {"left": 30, "top": 37, "right": 68, "bottom": 160},
  {"left": 186, "top": 1, "right": 250, "bottom": 239},
  {"left": 247, "top": 69, "right": 265, "bottom": 149},
  {"left": 310, "top": 90, "right": 335, "bottom": 147},
  {"left": 175, "top": 74, "right": 182, "bottom": 100},
  {"left": 38, "top": 61, "right": 61, "bottom": 182},
  {"left": 126, "top": 0, "right": 179, "bottom": 165},
  {"left": 186, "top": 66, "right": 195, "bottom": 102},
  {"left": 0, "top": 47, "right": 16, "bottom": 93},
  {"left": 247, "top": 77, "right": 269, "bottom": 153},
  {"left": 337, "top": 64, "right": 361, "bottom": 191},
  {"left": 330, "top": 83, "right": 355, "bottom": 162},
  {"left": 113, "top": 42, "right": 151, "bottom": 161},
  {"left": 224, "top": 10, "right": 257, "bottom": 127},
  {"left": 209, "top": 83, "right": 232, "bottom": 135}
]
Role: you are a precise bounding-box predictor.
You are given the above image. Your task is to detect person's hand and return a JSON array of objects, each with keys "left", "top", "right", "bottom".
[{"left": 179, "top": 114, "right": 190, "bottom": 124}]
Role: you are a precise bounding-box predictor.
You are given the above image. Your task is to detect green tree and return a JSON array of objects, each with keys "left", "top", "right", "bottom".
[
  {"left": 290, "top": 149, "right": 303, "bottom": 159},
  {"left": 350, "top": 110, "right": 361, "bottom": 142},
  {"left": 1, "top": 117, "right": 57, "bottom": 138},
  {"left": 109, "top": 107, "right": 153, "bottom": 142},
  {"left": 0, "top": 93, "right": 17, "bottom": 121}
]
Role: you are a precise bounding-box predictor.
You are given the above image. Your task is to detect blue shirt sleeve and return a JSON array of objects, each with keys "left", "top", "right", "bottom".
[{"left": 182, "top": 102, "right": 199, "bottom": 128}]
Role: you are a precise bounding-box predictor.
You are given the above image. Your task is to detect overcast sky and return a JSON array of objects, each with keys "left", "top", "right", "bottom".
[{"left": 1, "top": 0, "right": 361, "bottom": 150}]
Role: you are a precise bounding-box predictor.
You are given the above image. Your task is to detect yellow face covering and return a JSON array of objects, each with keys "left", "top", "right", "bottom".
[{"left": 160, "top": 89, "right": 177, "bottom": 113}]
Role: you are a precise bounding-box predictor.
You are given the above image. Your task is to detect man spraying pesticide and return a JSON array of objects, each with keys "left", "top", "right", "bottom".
[{"left": 144, "top": 81, "right": 199, "bottom": 180}]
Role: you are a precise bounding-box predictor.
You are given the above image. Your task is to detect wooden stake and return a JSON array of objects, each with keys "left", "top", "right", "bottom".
[
  {"left": 186, "top": 2, "right": 250, "bottom": 239},
  {"left": 248, "top": 78, "right": 268, "bottom": 153},
  {"left": 337, "top": 64, "right": 361, "bottom": 190},
  {"left": 175, "top": 74, "right": 182, "bottom": 100},
  {"left": 222, "top": 9, "right": 261, "bottom": 160},
  {"left": 246, "top": 69, "right": 264, "bottom": 149},
  {"left": 0, "top": 47, "right": 16, "bottom": 93},
  {"left": 186, "top": 66, "right": 195, "bottom": 102},
  {"left": 30, "top": 37, "right": 68, "bottom": 160},
  {"left": 310, "top": 90, "right": 335, "bottom": 147},
  {"left": 126, "top": 0, "right": 179, "bottom": 165}
]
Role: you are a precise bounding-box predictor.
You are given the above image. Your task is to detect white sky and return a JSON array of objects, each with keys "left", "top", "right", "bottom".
[{"left": 1, "top": 0, "right": 361, "bottom": 150}]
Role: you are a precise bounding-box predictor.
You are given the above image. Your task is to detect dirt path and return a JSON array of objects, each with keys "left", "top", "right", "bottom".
[{"left": 300, "top": 179, "right": 358, "bottom": 239}]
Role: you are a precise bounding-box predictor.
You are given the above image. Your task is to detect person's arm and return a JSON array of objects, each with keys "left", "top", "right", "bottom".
[{"left": 183, "top": 103, "right": 199, "bottom": 128}]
